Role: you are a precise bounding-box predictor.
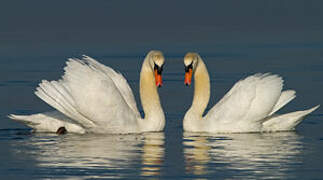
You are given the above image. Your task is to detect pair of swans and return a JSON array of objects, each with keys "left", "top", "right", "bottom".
[{"left": 9, "top": 50, "right": 319, "bottom": 134}]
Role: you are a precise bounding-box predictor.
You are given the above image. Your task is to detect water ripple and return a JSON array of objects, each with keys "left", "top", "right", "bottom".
[
  {"left": 8, "top": 132, "right": 165, "bottom": 179},
  {"left": 183, "top": 132, "right": 303, "bottom": 179}
]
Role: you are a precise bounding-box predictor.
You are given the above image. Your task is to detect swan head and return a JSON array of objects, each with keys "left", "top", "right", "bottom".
[
  {"left": 184, "top": 52, "right": 199, "bottom": 86},
  {"left": 147, "top": 50, "right": 165, "bottom": 87}
]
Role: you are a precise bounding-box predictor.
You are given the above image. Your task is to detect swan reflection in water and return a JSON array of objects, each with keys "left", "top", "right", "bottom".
[
  {"left": 140, "top": 132, "right": 165, "bottom": 176},
  {"left": 20, "top": 132, "right": 165, "bottom": 179},
  {"left": 183, "top": 132, "right": 303, "bottom": 179}
]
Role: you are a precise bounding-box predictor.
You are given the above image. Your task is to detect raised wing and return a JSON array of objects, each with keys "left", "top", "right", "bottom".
[
  {"left": 268, "top": 90, "right": 295, "bottom": 116},
  {"left": 35, "top": 56, "right": 139, "bottom": 133},
  {"left": 205, "top": 73, "right": 283, "bottom": 131},
  {"left": 82, "top": 55, "right": 140, "bottom": 117}
]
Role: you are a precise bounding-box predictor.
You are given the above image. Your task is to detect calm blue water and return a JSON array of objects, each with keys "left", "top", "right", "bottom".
[
  {"left": 0, "top": 41, "right": 323, "bottom": 179},
  {"left": 2, "top": 1, "right": 323, "bottom": 178}
]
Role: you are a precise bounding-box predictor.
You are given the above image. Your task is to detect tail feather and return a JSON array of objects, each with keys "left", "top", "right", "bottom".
[
  {"left": 8, "top": 112, "right": 86, "bottom": 133},
  {"left": 8, "top": 114, "right": 40, "bottom": 126},
  {"left": 262, "top": 105, "right": 320, "bottom": 132}
]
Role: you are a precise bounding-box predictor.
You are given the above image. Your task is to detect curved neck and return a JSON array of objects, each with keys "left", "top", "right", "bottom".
[
  {"left": 139, "top": 57, "right": 165, "bottom": 131},
  {"left": 190, "top": 58, "right": 210, "bottom": 117}
]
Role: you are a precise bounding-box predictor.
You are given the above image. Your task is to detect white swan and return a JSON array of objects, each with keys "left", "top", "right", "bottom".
[
  {"left": 8, "top": 50, "right": 166, "bottom": 134},
  {"left": 183, "top": 52, "right": 319, "bottom": 133}
]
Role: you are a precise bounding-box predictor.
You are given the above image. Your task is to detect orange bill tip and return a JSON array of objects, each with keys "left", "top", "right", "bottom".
[
  {"left": 155, "top": 69, "right": 163, "bottom": 87},
  {"left": 184, "top": 69, "right": 192, "bottom": 86}
]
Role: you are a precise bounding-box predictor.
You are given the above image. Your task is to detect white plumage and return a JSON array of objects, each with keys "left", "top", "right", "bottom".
[
  {"left": 9, "top": 51, "right": 166, "bottom": 134},
  {"left": 183, "top": 52, "right": 319, "bottom": 133}
]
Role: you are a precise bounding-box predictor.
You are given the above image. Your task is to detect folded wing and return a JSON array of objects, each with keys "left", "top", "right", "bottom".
[{"left": 205, "top": 73, "right": 283, "bottom": 132}]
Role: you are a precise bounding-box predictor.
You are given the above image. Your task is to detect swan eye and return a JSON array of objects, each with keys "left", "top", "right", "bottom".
[
  {"left": 185, "top": 62, "right": 193, "bottom": 72},
  {"left": 154, "top": 63, "right": 163, "bottom": 75}
]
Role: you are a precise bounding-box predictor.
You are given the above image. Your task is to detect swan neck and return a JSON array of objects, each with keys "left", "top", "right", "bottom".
[
  {"left": 190, "top": 58, "right": 210, "bottom": 117},
  {"left": 139, "top": 57, "right": 165, "bottom": 130}
]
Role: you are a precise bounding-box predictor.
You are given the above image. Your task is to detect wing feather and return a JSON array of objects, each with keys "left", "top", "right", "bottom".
[
  {"left": 205, "top": 73, "right": 283, "bottom": 131},
  {"left": 34, "top": 56, "right": 139, "bottom": 133},
  {"left": 82, "top": 55, "right": 140, "bottom": 117}
]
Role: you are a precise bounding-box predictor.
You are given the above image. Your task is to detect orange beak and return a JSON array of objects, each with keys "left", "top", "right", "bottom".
[
  {"left": 184, "top": 68, "right": 192, "bottom": 86},
  {"left": 154, "top": 69, "right": 163, "bottom": 87}
]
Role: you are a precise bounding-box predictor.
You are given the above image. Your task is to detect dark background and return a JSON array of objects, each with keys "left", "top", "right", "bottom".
[{"left": 1, "top": 1, "right": 322, "bottom": 57}]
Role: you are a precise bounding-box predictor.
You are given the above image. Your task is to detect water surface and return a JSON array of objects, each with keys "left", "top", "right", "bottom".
[
  {"left": 1, "top": 43, "right": 323, "bottom": 179},
  {"left": 1, "top": 1, "right": 323, "bottom": 177}
]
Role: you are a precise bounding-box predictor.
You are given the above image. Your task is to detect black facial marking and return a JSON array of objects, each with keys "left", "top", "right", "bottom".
[
  {"left": 185, "top": 62, "right": 193, "bottom": 72},
  {"left": 154, "top": 63, "right": 164, "bottom": 75}
]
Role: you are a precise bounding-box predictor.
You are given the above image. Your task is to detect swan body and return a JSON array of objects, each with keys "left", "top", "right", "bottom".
[
  {"left": 9, "top": 50, "right": 165, "bottom": 134},
  {"left": 183, "top": 52, "right": 319, "bottom": 133}
]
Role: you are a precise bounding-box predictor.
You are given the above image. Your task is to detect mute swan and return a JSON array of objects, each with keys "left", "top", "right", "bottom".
[
  {"left": 8, "top": 50, "right": 166, "bottom": 134},
  {"left": 183, "top": 52, "right": 319, "bottom": 133}
]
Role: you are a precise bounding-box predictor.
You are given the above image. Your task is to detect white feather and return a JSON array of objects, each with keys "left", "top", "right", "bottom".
[
  {"left": 268, "top": 90, "right": 296, "bottom": 116},
  {"left": 8, "top": 111, "right": 85, "bottom": 133},
  {"left": 205, "top": 74, "right": 284, "bottom": 132},
  {"left": 184, "top": 53, "right": 319, "bottom": 133},
  {"left": 9, "top": 51, "right": 165, "bottom": 134}
]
